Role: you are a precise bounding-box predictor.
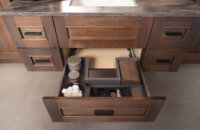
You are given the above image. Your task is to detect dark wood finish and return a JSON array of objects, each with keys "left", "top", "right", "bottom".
[
  {"left": 3, "top": 16, "right": 59, "bottom": 48},
  {"left": 61, "top": 108, "right": 146, "bottom": 116},
  {"left": 142, "top": 49, "right": 185, "bottom": 71},
  {"left": 68, "top": 27, "right": 140, "bottom": 40},
  {"left": 54, "top": 16, "right": 153, "bottom": 48},
  {"left": 119, "top": 60, "right": 141, "bottom": 85},
  {"left": 43, "top": 98, "right": 63, "bottom": 122},
  {"left": 148, "top": 17, "right": 196, "bottom": 49},
  {"left": 18, "top": 48, "right": 63, "bottom": 71},
  {"left": 43, "top": 97, "right": 165, "bottom": 122},
  {"left": 183, "top": 53, "right": 200, "bottom": 64},
  {"left": 0, "top": 16, "right": 22, "bottom": 63}
]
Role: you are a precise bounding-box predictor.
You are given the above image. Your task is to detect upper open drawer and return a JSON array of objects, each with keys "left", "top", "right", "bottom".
[
  {"left": 54, "top": 16, "right": 153, "bottom": 48},
  {"left": 43, "top": 48, "right": 165, "bottom": 122}
]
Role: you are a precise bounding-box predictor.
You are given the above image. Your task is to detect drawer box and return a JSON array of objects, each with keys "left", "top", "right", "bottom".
[
  {"left": 54, "top": 16, "right": 153, "bottom": 48},
  {"left": 142, "top": 49, "right": 185, "bottom": 71},
  {"left": 43, "top": 49, "right": 166, "bottom": 122},
  {"left": 3, "top": 16, "right": 59, "bottom": 48},
  {"left": 18, "top": 48, "right": 63, "bottom": 71},
  {"left": 148, "top": 17, "right": 196, "bottom": 49}
]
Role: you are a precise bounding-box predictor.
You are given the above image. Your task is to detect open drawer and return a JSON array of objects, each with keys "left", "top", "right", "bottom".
[{"left": 43, "top": 49, "right": 166, "bottom": 122}]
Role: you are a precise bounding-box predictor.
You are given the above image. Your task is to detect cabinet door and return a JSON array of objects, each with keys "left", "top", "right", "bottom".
[
  {"left": 54, "top": 16, "right": 153, "bottom": 48},
  {"left": 0, "top": 16, "right": 17, "bottom": 52},
  {"left": 0, "top": 16, "right": 21, "bottom": 63},
  {"left": 148, "top": 17, "right": 196, "bottom": 49}
]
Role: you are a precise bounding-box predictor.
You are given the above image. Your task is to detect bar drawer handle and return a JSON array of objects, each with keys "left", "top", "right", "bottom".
[
  {"left": 165, "top": 32, "right": 183, "bottom": 37},
  {"left": 156, "top": 59, "right": 171, "bottom": 64},
  {"left": 35, "top": 59, "right": 51, "bottom": 64},
  {"left": 94, "top": 110, "right": 114, "bottom": 116},
  {"left": 24, "top": 32, "right": 42, "bottom": 36}
]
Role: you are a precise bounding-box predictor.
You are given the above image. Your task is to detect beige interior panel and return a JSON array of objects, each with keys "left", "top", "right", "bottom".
[{"left": 75, "top": 48, "right": 142, "bottom": 68}]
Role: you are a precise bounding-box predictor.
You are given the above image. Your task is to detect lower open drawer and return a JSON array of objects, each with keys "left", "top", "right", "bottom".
[{"left": 43, "top": 48, "right": 166, "bottom": 122}]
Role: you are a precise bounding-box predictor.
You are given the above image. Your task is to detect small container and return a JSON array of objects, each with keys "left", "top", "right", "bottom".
[
  {"left": 68, "top": 71, "right": 80, "bottom": 82},
  {"left": 67, "top": 56, "right": 81, "bottom": 72}
]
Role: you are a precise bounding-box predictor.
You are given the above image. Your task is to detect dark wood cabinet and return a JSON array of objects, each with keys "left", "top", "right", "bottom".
[
  {"left": 148, "top": 17, "right": 197, "bottom": 49},
  {"left": 142, "top": 49, "right": 185, "bottom": 71},
  {"left": 3, "top": 16, "right": 59, "bottom": 48},
  {"left": 18, "top": 48, "right": 63, "bottom": 71},
  {"left": 54, "top": 16, "right": 153, "bottom": 48}
]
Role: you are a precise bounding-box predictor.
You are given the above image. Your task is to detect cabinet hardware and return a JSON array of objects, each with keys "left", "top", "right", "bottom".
[
  {"left": 24, "top": 32, "right": 42, "bottom": 36},
  {"left": 156, "top": 59, "right": 171, "bottom": 64},
  {"left": 165, "top": 32, "right": 183, "bottom": 37},
  {"left": 94, "top": 110, "right": 114, "bottom": 116}
]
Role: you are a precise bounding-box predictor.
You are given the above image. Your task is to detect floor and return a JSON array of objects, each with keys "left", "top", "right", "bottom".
[{"left": 0, "top": 64, "right": 200, "bottom": 130}]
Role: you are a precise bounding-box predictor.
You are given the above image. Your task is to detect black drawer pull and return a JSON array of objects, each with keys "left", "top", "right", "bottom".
[
  {"left": 94, "top": 110, "right": 114, "bottom": 116},
  {"left": 156, "top": 59, "right": 171, "bottom": 64},
  {"left": 35, "top": 59, "right": 51, "bottom": 64},
  {"left": 165, "top": 32, "right": 182, "bottom": 37},
  {"left": 24, "top": 32, "right": 42, "bottom": 36}
]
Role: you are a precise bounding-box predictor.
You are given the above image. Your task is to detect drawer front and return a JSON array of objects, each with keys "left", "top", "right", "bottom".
[
  {"left": 43, "top": 97, "right": 165, "bottom": 122},
  {"left": 18, "top": 48, "right": 63, "bottom": 71},
  {"left": 68, "top": 27, "right": 140, "bottom": 40},
  {"left": 54, "top": 16, "right": 153, "bottom": 48},
  {"left": 3, "top": 16, "right": 59, "bottom": 48},
  {"left": 142, "top": 49, "right": 185, "bottom": 71},
  {"left": 148, "top": 17, "right": 196, "bottom": 49}
]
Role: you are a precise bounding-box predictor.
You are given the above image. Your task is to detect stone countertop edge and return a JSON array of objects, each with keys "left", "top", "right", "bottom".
[{"left": 0, "top": 0, "right": 200, "bottom": 17}]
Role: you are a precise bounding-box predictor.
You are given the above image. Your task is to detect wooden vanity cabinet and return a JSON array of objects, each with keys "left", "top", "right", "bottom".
[
  {"left": 2, "top": 16, "right": 64, "bottom": 71},
  {"left": 54, "top": 16, "right": 153, "bottom": 48},
  {"left": 148, "top": 17, "right": 197, "bottom": 49}
]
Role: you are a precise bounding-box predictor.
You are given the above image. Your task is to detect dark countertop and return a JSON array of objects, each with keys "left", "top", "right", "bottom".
[{"left": 0, "top": 0, "right": 200, "bottom": 16}]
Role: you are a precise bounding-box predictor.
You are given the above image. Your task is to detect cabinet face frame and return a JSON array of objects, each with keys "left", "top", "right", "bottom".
[
  {"left": 2, "top": 16, "right": 59, "bottom": 48},
  {"left": 53, "top": 16, "right": 154, "bottom": 48},
  {"left": 148, "top": 17, "right": 197, "bottom": 49}
]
